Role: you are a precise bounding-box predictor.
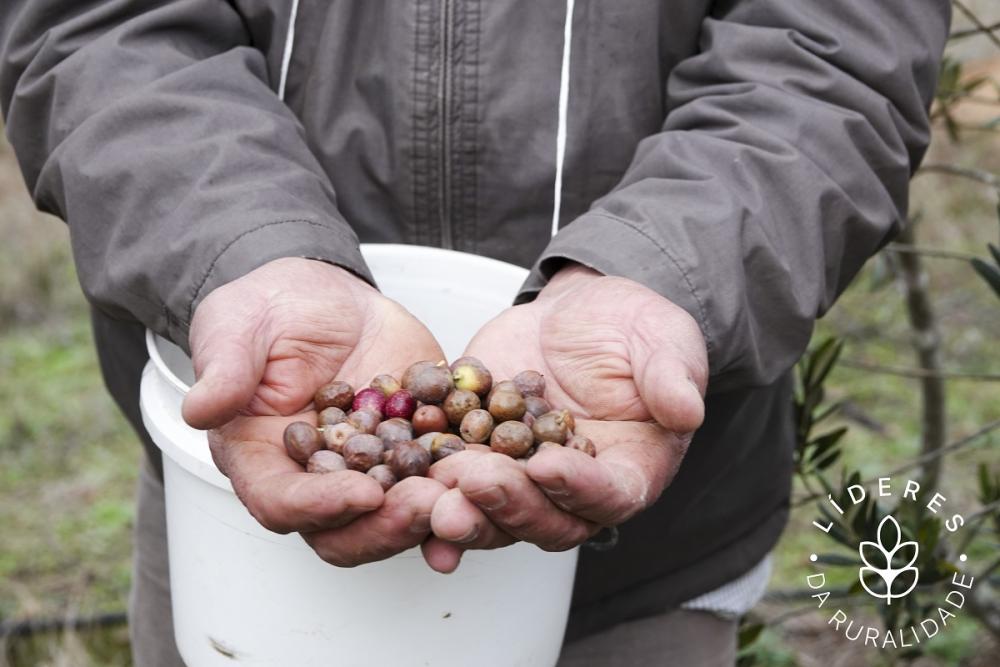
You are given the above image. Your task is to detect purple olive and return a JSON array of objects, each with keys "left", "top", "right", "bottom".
[
  {"left": 384, "top": 390, "right": 417, "bottom": 420},
  {"left": 352, "top": 387, "right": 387, "bottom": 416}
]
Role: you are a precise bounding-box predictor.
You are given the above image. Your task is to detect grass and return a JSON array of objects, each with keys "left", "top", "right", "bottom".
[{"left": 0, "top": 131, "right": 138, "bottom": 665}]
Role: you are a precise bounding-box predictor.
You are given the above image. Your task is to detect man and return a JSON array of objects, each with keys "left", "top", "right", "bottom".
[{"left": 0, "top": 1, "right": 949, "bottom": 664}]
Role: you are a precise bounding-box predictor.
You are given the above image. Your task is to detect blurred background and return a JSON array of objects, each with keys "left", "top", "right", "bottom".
[{"left": 1, "top": 3, "right": 999, "bottom": 665}]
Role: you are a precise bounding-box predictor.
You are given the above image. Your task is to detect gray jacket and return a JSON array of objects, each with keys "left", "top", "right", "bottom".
[{"left": 1, "top": 0, "right": 949, "bottom": 639}]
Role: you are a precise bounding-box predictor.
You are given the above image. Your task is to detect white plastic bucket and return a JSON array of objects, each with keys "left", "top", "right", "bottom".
[{"left": 139, "top": 244, "right": 578, "bottom": 667}]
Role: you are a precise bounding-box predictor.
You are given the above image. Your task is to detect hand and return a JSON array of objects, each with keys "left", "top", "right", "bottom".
[
  {"left": 182, "top": 258, "right": 451, "bottom": 566},
  {"left": 423, "top": 265, "right": 708, "bottom": 572}
]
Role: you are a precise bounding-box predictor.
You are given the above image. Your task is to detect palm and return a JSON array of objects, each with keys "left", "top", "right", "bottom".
[
  {"left": 465, "top": 300, "right": 650, "bottom": 424},
  {"left": 247, "top": 296, "right": 445, "bottom": 417},
  {"left": 185, "top": 258, "right": 444, "bottom": 423},
  {"left": 184, "top": 258, "right": 450, "bottom": 569},
  {"left": 424, "top": 269, "right": 708, "bottom": 568}
]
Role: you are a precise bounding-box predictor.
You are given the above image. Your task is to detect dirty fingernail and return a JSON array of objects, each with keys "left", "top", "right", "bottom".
[
  {"left": 538, "top": 478, "right": 569, "bottom": 497},
  {"left": 410, "top": 512, "right": 432, "bottom": 533},
  {"left": 455, "top": 525, "right": 480, "bottom": 544},
  {"left": 469, "top": 486, "right": 507, "bottom": 511}
]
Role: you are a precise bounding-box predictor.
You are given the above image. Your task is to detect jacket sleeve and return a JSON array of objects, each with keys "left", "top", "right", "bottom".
[
  {"left": 518, "top": 0, "right": 950, "bottom": 393},
  {"left": 0, "top": 0, "right": 374, "bottom": 350}
]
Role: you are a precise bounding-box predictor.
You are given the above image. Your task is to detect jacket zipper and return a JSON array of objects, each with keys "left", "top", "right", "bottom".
[{"left": 438, "top": 0, "right": 454, "bottom": 249}]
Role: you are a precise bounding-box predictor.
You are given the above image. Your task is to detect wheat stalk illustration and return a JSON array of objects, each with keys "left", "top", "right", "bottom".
[{"left": 858, "top": 514, "right": 919, "bottom": 605}]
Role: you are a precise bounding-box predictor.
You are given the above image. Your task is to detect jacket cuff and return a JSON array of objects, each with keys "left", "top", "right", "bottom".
[
  {"left": 516, "top": 211, "right": 715, "bottom": 360},
  {"left": 162, "top": 218, "right": 374, "bottom": 351}
]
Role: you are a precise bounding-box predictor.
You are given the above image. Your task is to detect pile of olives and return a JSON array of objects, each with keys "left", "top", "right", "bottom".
[{"left": 282, "top": 357, "right": 595, "bottom": 491}]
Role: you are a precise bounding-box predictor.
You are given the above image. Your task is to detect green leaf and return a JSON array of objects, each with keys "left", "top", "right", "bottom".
[
  {"left": 971, "top": 258, "right": 1000, "bottom": 299},
  {"left": 814, "top": 448, "right": 843, "bottom": 471},
  {"left": 738, "top": 621, "right": 764, "bottom": 649},
  {"left": 808, "top": 427, "right": 848, "bottom": 460},
  {"left": 979, "top": 463, "right": 993, "bottom": 502},
  {"left": 959, "top": 75, "right": 989, "bottom": 94},
  {"left": 812, "top": 401, "right": 842, "bottom": 425},
  {"left": 805, "top": 338, "right": 844, "bottom": 389},
  {"left": 943, "top": 110, "right": 961, "bottom": 142},
  {"left": 989, "top": 242, "right": 1000, "bottom": 268}
]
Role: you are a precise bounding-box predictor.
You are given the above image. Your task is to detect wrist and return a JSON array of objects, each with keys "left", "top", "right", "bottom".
[{"left": 540, "top": 262, "right": 603, "bottom": 298}]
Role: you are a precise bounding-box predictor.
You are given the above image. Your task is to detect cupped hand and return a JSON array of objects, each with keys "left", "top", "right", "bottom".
[
  {"left": 182, "top": 258, "right": 451, "bottom": 567},
  {"left": 423, "top": 265, "right": 709, "bottom": 572}
]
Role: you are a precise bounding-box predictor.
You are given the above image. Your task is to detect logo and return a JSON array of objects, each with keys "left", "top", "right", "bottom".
[
  {"left": 805, "top": 476, "right": 977, "bottom": 650},
  {"left": 858, "top": 515, "right": 919, "bottom": 604}
]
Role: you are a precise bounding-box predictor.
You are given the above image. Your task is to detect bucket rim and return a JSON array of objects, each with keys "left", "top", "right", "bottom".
[{"left": 145, "top": 328, "right": 191, "bottom": 395}]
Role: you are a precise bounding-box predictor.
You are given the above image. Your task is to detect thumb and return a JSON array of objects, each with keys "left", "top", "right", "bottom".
[
  {"left": 182, "top": 322, "right": 269, "bottom": 431},
  {"left": 631, "top": 312, "right": 708, "bottom": 435}
]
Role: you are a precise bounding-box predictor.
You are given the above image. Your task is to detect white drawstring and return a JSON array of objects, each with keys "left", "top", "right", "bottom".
[
  {"left": 278, "top": 0, "right": 301, "bottom": 101},
  {"left": 551, "top": 0, "right": 575, "bottom": 238}
]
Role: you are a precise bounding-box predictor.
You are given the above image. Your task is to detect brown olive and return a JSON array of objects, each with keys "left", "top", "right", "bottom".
[
  {"left": 323, "top": 422, "right": 359, "bottom": 454},
  {"left": 560, "top": 409, "right": 576, "bottom": 434},
  {"left": 415, "top": 431, "right": 440, "bottom": 453},
  {"left": 307, "top": 450, "right": 347, "bottom": 474},
  {"left": 402, "top": 361, "right": 454, "bottom": 403},
  {"left": 430, "top": 433, "right": 466, "bottom": 461},
  {"left": 370, "top": 374, "right": 402, "bottom": 397},
  {"left": 314, "top": 380, "right": 354, "bottom": 412},
  {"left": 486, "top": 380, "right": 518, "bottom": 404},
  {"left": 459, "top": 409, "right": 494, "bottom": 444},
  {"left": 412, "top": 405, "right": 449, "bottom": 435},
  {"left": 317, "top": 406, "right": 348, "bottom": 427},
  {"left": 532, "top": 411, "right": 572, "bottom": 445},
  {"left": 490, "top": 420, "right": 534, "bottom": 458},
  {"left": 347, "top": 408, "right": 381, "bottom": 435},
  {"left": 367, "top": 464, "right": 397, "bottom": 491},
  {"left": 401, "top": 360, "right": 438, "bottom": 389},
  {"left": 565, "top": 434, "right": 596, "bottom": 457},
  {"left": 283, "top": 421, "right": 324, "bottom": 464},
  {"left": 375, "top": 417, "right": 414, "bottom": 447},
  {"left": 487, "top": 390, "right": 526, "bottom": 422},
  {"left": 513, "top": 370, "right": 545, "bottom": 398},
  {"left": 523, "top": 396, "right": 552, "bottom": 419},
  {"left": 536, "top": 441, "right": 564, "bottom": 453},
  {"left": 386, "top": 440, "right": 432, "bottom": 479},
  {"left": 442, "top": 389, "right": 481, "bottom": 426},
  {"left": 343, "top": 434, "right": 385, "bottom": 472}
]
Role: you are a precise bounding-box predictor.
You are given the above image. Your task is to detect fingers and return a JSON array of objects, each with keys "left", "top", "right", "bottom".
[
  {"left": 420, "top": 537, "right": 465, "bottom": 573},
  {"left": 209, "top": 416, "right": 383, "bottom": 534},
  {"left": 430, "top": 488, "right": 516, "bottom": 549},
  {"left": 302, "top": 476, "right": 448, "bottom": 567},
  {"left": 526, "top": 420, "right": 689, "bottom": 526},
  {"left": 183, "top": 298, "right": 270, "bottom": 429},
  {"left": 631, "top": 304, "right": 708, "bottom": 435},
  {"left": 634, "top": 350, "right": 705, "bottom": 434},
  {"left": 421, "top": 489, "right": 517, "bottom": 574},
  {"left": 457, "top": 453, "right": 596, "bottom": 551}
]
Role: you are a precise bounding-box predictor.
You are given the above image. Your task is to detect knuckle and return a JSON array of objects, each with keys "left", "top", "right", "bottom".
[
  {"left": 494, "top": 506, "right": 535, "bottom": 534},
  {"left": 247, "top": 501, "right": 291, "bottom": 535}
]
